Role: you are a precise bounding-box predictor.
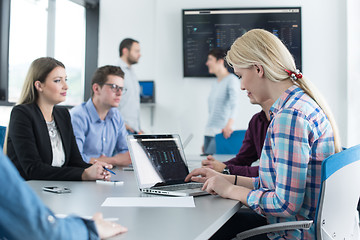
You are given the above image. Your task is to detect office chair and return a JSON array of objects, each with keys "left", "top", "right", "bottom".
[
  {"left": 0, "top": 126, "right": 6, "bottom": 149},
  {"left": 215, "top": 130, "right": 246, "bottom": 155},
  {"left": 234, "top": 144, "right": 360, "bottom": 240}
]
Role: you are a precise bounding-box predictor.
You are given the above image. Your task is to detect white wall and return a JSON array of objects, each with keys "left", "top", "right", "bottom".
[
  {"left": 347, "top": 0, "right": 360, "bottom": 147},
  {"left": 98, "top": 0, "right": 348, "bottom": 154}
]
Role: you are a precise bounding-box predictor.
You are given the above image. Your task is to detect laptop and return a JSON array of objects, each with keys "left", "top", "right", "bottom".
[{"left": 127, "top": 134, "right": 209, "bottom": 197}]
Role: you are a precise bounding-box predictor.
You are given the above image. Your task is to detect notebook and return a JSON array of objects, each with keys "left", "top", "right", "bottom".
[{"left": 127, "top": 134, "right": 209, "bottom": 197}]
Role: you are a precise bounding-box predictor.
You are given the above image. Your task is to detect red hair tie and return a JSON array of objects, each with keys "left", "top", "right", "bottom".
[{"left": 285, "top": 69, "right": 302, "bottom": 81}]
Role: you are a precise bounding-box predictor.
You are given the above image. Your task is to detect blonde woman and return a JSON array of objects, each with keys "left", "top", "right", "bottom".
[
  {"left": 6, "top": 57, "right": 112, "bottom": 181},
  {"left": 186, "top": 29, "right": 340, "bottom": 239}
]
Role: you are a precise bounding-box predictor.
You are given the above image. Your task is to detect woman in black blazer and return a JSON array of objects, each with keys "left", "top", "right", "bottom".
[{"left": 6, "top": 57, "right": 112, "bottom": 181}]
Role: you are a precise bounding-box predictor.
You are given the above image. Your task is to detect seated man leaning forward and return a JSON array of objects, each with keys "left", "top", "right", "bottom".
[
  {"left": 201, "top": 98, "right": 273, "bottom": 177},
  {"left": 71, "top": 65, "right": 131, "bottom": 166}
]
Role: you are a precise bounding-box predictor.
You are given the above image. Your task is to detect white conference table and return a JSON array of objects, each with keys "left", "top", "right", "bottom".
[{"left": 27, "top": 154, "right": 241, "bottom": 240}]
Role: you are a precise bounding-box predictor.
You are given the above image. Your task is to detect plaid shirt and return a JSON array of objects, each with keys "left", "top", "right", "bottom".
[{"left": 247, "top": 85, "right": 335, "bottom": 239}]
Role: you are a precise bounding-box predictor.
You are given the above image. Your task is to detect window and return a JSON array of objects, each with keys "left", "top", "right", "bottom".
[
  {"left": 0, "top": 0, "right": 98, "bottom": 106},
  {"left": 8, "top": 0, "right": 48, "bottom": 103},
  {"left": 54, "top": 0, "right": 85, "bottom": 105},
  {"left": 8, "top": 0, "right": 85, "bottom": 105}
]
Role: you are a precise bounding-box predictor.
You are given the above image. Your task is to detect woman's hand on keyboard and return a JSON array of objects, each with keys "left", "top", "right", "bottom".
[{"left": 185, "top": 168, "right": 220, "bottom": 183}]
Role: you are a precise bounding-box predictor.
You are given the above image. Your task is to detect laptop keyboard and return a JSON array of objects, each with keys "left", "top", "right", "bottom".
[{"left": 152, "top": 182, "right": 203, "bottom": 191}]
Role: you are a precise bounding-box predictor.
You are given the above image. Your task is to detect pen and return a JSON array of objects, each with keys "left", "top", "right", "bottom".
[{"left": 103, "top": 167, "right": 116, "bottom": 175}]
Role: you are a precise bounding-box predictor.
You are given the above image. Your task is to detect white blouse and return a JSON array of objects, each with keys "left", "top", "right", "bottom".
[{"left": 46, "top": 120, "right": 65, "bottom": 167}]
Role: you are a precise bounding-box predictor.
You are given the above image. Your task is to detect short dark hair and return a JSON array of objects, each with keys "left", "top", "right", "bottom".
[
  {"left": 208, "top": 48, "right": 227, "bottom": 60},
  {"left": 91, "top": 65, "right": 124, "bottom": 96},
  {"left": 119, "top": 38, "right": 139, "bottom": 57},
  {"left": 208, "top": 48, "right": 231, "bottom": 69}
]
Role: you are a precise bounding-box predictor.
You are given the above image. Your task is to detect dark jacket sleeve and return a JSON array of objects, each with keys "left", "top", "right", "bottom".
[{"left": 7, "top": 104, "right": 88, "bottom": 181}]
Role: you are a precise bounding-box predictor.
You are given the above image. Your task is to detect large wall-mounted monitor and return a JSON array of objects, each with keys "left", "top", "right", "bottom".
[{"left": 182, "top": 7, "right": 302, "bottom": 77}]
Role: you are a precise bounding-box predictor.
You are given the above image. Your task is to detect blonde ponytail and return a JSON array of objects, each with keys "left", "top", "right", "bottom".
[
  {"left": 226, "top": 29, "right": 341, "bottom": 152},
  {"left": 295, "top": 77, "right": 341, "bottom": 152}
]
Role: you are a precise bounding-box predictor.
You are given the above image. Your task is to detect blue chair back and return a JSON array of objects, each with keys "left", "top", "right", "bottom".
[
  {"left": 215, "top": 130, "right": 246, "bottom": 155},
  {"left": 0, "top": 126, "right": 6, "bottom": 149},
  {"left": 315, "top": 144, "right": 360, "bottom": 239},
  {"left": 234, "top": 145, "right": 360, "bottom": 240}
]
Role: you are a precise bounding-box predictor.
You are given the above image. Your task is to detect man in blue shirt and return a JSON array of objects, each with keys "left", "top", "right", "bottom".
[
  {"left": 71, "top": 65, "right": 131, "bottom": 166},
  {"left": 0, "top": 149, "right": 127, "bottom": 239}
]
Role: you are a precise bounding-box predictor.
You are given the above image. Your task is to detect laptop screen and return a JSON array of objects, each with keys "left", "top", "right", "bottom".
[{"left": 127, "top": 134, "right": 189, "bottom": 188}]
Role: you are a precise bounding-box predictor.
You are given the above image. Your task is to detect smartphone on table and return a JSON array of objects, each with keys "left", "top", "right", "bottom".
[{"left": 42, "top": 186, "right": 71, "bottom": 194}]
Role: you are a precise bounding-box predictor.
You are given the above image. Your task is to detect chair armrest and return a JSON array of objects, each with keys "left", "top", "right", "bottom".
[{"left": 233, "top": 220, "right": 313, "bottom": 240}]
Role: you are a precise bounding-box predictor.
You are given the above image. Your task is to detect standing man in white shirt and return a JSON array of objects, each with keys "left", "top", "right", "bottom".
[{"left": 117, "top": 38, "right": 143, "bottom": 134}]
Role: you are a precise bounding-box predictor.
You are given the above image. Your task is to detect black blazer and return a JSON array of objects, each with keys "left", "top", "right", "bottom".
[{"left": 7, "top": 103, "right": 91, "bottom": 180}]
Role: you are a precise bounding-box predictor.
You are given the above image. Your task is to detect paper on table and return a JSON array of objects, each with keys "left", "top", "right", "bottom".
[{"left": 101, "top": 196, "right": 195, "bottom": 208}]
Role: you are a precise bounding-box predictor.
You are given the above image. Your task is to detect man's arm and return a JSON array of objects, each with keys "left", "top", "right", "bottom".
[
  {"left": 70, "top": 111, "right": 91, "bottom": 163},
  {"left": 202, "top": 155, "right": 259, "bottom": 177},
  {"left": 107, "top": 113, "right": 132, "bottom": 166},
  {"left": 227, "top": 165, "right": 259, "bottom": 178},
  {"left": 125, "top": 123, "right": 135, "bottom": 133},
  {"left": 125, "top": 123, "right": 143, "bottom": 134},
  {"left": 202, "top": 155, "right": 226, "bottom": 172},
  {"left": 224, "top": 138, "right": 260, "bottom": 177},
  {"left": 93, "top": 152, "right": 131, "bottom": 166}
]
